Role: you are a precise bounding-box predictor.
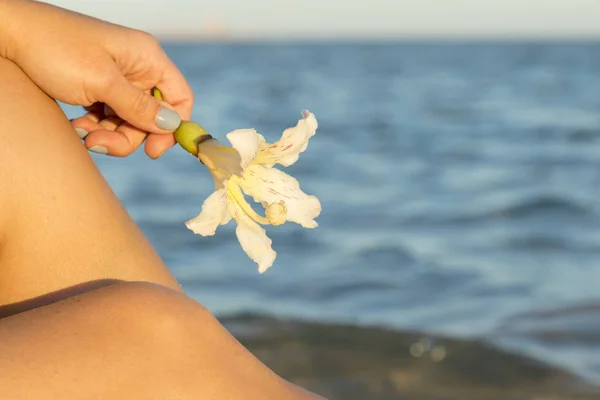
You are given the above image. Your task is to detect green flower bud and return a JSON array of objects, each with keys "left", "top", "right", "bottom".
[
  {"left": 174, "top": 121, "right": 211, "bottom": 156},
  {"left": 152, "top": 87, "right": 211, "bottom": 156}
]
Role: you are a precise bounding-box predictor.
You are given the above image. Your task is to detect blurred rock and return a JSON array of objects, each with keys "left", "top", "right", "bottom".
[{"left": 221, "top": 313, "right": 600, "bottom": 400}]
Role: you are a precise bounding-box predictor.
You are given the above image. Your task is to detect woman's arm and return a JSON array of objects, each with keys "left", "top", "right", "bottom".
[{"left": 0, "top": 0, "right": 193, "bottom": 158}]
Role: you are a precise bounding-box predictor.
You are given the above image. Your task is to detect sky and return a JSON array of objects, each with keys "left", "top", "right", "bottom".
[{"left": 46, "top": 0, "right": 600, "bottom": 40}]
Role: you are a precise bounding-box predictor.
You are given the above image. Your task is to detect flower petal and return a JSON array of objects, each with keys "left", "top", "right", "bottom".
[
  {"left": 255, "top": 133, "right": 267, "bottom": 147},
  {"left": 226, "top": 129, "right": 260, "bottom": 170},
  {"left": 198, "top": 138, "right": 242, "bottom": 181},
  {"left": 228, "top": 195, "right": 276, "bottom": 273},
  {"left": 204, "top": 167, "right": 231, "bottom": 190},
  {"left": 185, "top": 189, "right": 231, "bottom": 236},
  {"left": 254, "top": 111, "right": 318, "bottom": 167},
  {"left": 240, "top": 165, "right": 321, "bottom": 228}
]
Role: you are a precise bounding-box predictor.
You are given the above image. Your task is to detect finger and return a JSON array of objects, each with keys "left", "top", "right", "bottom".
[
  {"left": 145, "top": 132, "right": 176, "bottom": 159},
  {"left": 97, "top": 70, "right": 181, "bottom": 135},
  {"left": 71, "top": 114, "right": 120, "bottom": 135},
  {"left": 72, "top": 115, "right": 148, "bottom": 157},
  {"left": 76, "top": 115, "right": 176, "bottom": 159},
  {"left": 156, "top": 58, "right": 194, "bottom": 121},
  {"left": 84, "top": 122, "right": 148, "bottom": 157},
  {"left": 71, "top": 112, "right": 101, "bottom": 138},
  {"left": 73, "top": 105, "right": 125, "bottom": 129},
  {"left": 98, "top": 116, "right": 122, "bottom": 131}
]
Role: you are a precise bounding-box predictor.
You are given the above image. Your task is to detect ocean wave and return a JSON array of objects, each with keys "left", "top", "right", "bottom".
[
  {"left": 500, "top": 235, "right": 600, "bottom": 253},
  {"left": 498, "top": 302, "right": 600, "bottom": 343},
  {"left": 449, "top": 195, "right": 590, "bottom": 223}
]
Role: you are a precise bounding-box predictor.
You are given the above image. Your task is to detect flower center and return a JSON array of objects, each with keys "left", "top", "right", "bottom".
[
  {"left": 266, "top": 201, "right": 287, "bottom": 226},
  {"left": 227, "top": 177, "right": 287, "bottom": 226}
]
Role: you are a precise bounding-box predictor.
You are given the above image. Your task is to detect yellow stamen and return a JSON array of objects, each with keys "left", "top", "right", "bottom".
[{"left": 227, "top": 182, "right": 270, "bottom": 225}]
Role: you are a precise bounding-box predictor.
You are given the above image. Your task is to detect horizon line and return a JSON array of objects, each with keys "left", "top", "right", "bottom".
[{"left": 155, "top": 33, "right": 600, "bottom": 43}]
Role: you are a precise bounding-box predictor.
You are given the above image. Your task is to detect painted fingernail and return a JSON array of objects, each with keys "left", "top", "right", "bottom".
[
  {"left": 75, "top": 128, "right": 89, "bottom": 139},
  {"left": 88, "top": 145, "right": 108, "bottom": 155},
  {"left": 156, "top": 107, "right": 181, "bottom": 131}
]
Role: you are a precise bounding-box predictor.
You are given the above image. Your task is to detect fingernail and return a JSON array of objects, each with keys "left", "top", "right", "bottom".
[
  {"left": 75, "top": 128, "right": 89, "bottom": 139},
  {"left": 156, "top": 107, "right": 181, "bottom": 131},
  {"left": 88, "top": 145, "right": 108, "bottom": 155}
]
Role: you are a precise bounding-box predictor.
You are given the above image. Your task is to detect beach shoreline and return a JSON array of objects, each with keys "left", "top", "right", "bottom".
[{"left": 221, "top": 313, "right": 600, "bottom": 400}]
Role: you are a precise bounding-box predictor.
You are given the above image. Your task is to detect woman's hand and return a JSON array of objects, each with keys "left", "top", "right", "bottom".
[{"left": 0, "top": 0, "right": 193, "bottom": 158}]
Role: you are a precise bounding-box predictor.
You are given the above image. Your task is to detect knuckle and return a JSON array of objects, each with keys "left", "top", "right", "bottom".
[{"left": 133, "top": 29, "right": 160, "bottom": 49}]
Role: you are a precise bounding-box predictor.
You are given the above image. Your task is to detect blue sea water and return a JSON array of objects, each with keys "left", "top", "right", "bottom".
[{"left": 63, "top": 42, "right": 600, "bottom": 383}]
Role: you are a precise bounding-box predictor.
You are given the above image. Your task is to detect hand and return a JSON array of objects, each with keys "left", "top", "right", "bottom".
[{"left": 0, "top": 0, "right": 193, "bottom": 158}]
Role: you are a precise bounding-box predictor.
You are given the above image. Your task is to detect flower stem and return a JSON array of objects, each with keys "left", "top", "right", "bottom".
[{"left": 152, "top": 87, "right": 211, "bottom": 156}]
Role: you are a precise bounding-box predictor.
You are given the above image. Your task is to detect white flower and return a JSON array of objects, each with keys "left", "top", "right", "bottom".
[{"left": 185, "top": 110, "right": 321, "bottom": 273}]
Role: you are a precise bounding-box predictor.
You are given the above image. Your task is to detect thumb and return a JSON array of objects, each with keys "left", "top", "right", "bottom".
[{"left": 98, "top": 75, "right": 181, "bottom": 134}]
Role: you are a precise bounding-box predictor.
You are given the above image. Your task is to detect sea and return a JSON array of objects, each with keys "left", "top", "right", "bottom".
[{"left": 62, "top": 42, "right": 600, "bottom": 394}]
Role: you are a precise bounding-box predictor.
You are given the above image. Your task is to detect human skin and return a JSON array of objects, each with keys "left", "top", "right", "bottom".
[
  {"left": 0, "top": 1, "right": 324, "bottom": 399},
  {"left": 0, "top": 0, "right": 192, "bottom": 158}
]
